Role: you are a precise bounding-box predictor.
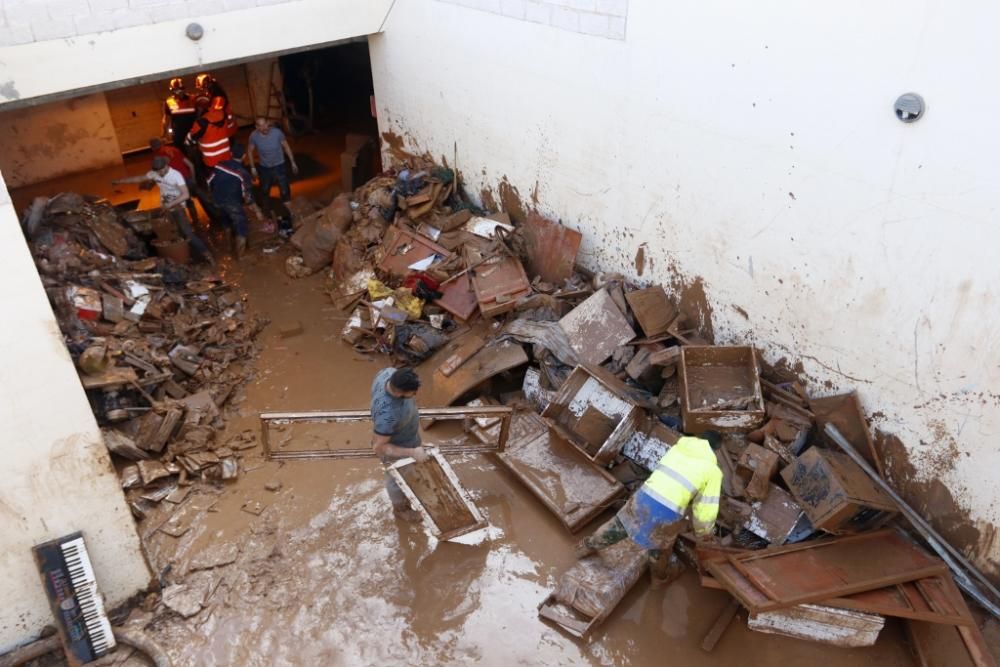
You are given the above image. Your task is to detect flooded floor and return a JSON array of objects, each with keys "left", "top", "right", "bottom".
[{"left": 13, "top": 138, "right": 918, "bottom": 666}]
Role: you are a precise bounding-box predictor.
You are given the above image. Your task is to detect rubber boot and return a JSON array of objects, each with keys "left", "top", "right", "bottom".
[{"left": 234, "top": 235, "right": 247, "bottom": 260}]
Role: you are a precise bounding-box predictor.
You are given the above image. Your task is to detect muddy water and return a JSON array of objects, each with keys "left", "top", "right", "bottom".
[{"left": 132, "top": 248, "right": 916, "bottom": 667}]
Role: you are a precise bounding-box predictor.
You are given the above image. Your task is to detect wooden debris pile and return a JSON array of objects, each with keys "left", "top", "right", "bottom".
[{"left": 23, "top": 192, "right": 267, "bottom": 520}]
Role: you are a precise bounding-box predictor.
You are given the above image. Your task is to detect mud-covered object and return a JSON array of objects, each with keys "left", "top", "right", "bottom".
[
  {"left": 291, "top": 194, "right": 354, "bottom": 271},
  {"left": 393, "top": 322, "right": 449, "bottom": 363},
  {"left": 553, "top": 540, "right": 649, "bottom": 619}
]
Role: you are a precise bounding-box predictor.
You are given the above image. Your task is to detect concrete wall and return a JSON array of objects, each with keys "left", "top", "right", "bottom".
[
  {"left": 370, "top": 1, "right": 1000, "bottom": 576},
  {"left": 0, "top": 171, "right": 151, "bottom": 653},
  {"left": 0, "top": 0, "right": 394, "bottom": 106},
  {"left": 0, "top": 93, "right": 122, "bottom": 188}
]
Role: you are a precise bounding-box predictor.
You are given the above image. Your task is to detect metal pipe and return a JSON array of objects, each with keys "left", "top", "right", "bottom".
[{"left": 824, "top": 423, "right": 1000, "bottom": 619}]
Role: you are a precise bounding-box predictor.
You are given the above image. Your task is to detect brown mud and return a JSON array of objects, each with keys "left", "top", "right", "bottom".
[{"left": 122, "top": 247, "right": 915, "bottom": 666}]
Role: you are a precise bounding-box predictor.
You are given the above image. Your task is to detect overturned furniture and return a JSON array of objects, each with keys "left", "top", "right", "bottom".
[
  {"left": 496, "top": 412, "right": 625, "bottom": 532},
  {"left": 538, "top": 539, "right": 648, "bottom": 638},
  {"left": 679, "top": 346, "right": 765, "bottom": 433},
  {"left": 388, "top": 449, "right": 487, "bottom": 541}
]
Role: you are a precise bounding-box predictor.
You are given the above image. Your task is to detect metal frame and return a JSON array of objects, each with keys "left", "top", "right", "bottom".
[{"left": 259, "top": 406, "right": 513, "bottom": 461}]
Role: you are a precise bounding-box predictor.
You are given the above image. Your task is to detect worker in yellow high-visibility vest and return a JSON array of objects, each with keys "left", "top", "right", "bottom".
[{"left": 576, "top": 431, "right": 724, "bottom": 585}]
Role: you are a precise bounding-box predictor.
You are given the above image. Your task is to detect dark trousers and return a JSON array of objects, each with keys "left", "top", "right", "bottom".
[
  {"left": 168, "top": 207, "right": 210, "bottom": 259},
  {"left": 217, "top": 200, "right": 249, "bottom": 238},
  {"left": 258, "top": 163, "right": 291, "bottom": 205}
]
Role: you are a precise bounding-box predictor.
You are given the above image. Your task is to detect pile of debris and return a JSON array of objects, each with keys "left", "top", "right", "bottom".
[
  {"left": 305, "top": 162, "right": 999, "bottom": 664},
  {"left": 24, "top": 192, "right": 266, "bottom": 520}
]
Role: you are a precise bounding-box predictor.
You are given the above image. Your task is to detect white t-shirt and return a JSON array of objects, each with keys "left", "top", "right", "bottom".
[{"left": 146, "top": 167, "right": 187, "bottom": 207}]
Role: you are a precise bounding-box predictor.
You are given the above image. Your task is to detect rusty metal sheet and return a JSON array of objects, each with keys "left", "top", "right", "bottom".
[
  {"left": 707, "top": 529, "right": 948, "bottom": 613},
  {"left": 378, "top": 226, "right": 453, "bottom": 278},
  {"left": 496, "top": 412, "right": 625, "bottom": 533},
  {"left": 558, "top": 288, "right": 636, "bottom": 366},
  {"left": 521, "top": 212, "right": 582, "bottom": 284}
]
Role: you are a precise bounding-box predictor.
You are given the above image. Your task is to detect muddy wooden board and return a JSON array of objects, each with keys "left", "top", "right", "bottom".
[
  {"left": 389, "top": 450, "right": 486, "bottom": 541},
  {"left": 496, "top": 412, "right": 624, "bottom": 532},
  {"left": 434, "top": 270, "right": 478, "bottom": 321},
  {"left": 539, "top": 539, "right": 647, "bottom": 638},
  {"left": 421, "top": 339, "right": 528, "bottom": 407},
  {"left": 812, "top": 392, "right": 885, "bottom": 477},
  {"left": 706, "top": 529, "right": 948, "bottom": 613},
  {"left": 907, "top": 618, "right": 998, "bottom": 667},
  {"left": 825, "top": 573, "right": 974, "bottom": 626},
  {"left": 747, "top": 603, "right": 884, "bottom": 647},
  {"left": 558, "top": 288, "right": 636, "bottom": 366},
  {"left": 624, "top": 286, "right": 677, "bottom": 337},
  {"left": 378, "top": 226, "right": 453, "bottom": 278},
  {"left": 520, "top": 212, "right": 582, "bottom": 284},
  {"left": 79, "top": 365, "right": 139, "bottom": 390}
]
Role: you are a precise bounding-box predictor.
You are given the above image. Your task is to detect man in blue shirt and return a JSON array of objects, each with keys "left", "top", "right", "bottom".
[
  {"left": 247, "top": 117, "right": 299, "bottom": 237},
  {"left": 370, "top": 367, "right": 428, "bottom": 521}
]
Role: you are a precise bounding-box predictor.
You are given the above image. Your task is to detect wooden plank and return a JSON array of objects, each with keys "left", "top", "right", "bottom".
[
  {"left": 558, "top": 288, "right": 636, "bottom": 366},
  {"left": 625, "top": 286, "right": 677, "bottom": 337},
  {"left": 825, "top": 575, "right": 973, "bottom": 625},
  {"left": 906, "top": 619, "right": 997, "bottom": 667},
  {"left": 812, "top": 392, "right": 883, "bottom": 477},
  {"left": 496, "top": 413, "right": 624, "bottom": 533},
  {"left": 434, "top": 270, "right": 479, "bottom": 321},
  {"left": 437, "top": 334, "right": 486, "bottom": 377},
  {"left": 748, "top": 603, "right": 885, "bottom": 648},
  {"left": 701, "top": 598, "right": 740, "bottom": 652},
  {"left": 388, "top": 450, "right": 486, "bottom": 541},
  {"left": 709, "top": 529, "right": 949, "bottom": 613},
  {"left": 378, "top": 226, "right": 453, "bottom": 278},
  {"left": 421, "top": 340, "right": 528, "bottom": 407},
  {"left": 521, "top": 212, "right": 582, "bottom": 284}
]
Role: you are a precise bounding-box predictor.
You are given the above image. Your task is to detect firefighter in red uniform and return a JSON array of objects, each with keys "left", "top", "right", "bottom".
[
  {"left": 194, "top": 73, "right": 237, "bottom": 137},
  {"left": 186, "top": 106, "right": 233, "bottom": 169},
  {"left": 162, "top": 78, "right": 197, "bottom": 145}
]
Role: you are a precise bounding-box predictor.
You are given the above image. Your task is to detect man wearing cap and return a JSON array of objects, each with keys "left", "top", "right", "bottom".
[
  {"left": 149, "top": 138, "right": 200, "bottom": 223},
  {"left": 575, "top": 431, "right": 723, "bottom": 586},
  {"left": 113, "top": 157, "right": 214, "bottom": 266}
]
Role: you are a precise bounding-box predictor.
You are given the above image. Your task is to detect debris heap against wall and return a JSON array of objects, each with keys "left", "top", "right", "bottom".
[{"left": 24, "top": 193, "right": 266, "bottom": 520}]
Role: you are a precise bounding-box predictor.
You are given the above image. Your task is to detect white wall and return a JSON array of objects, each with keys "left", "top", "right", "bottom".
[
  {"left": 0, "top": 93, "right": 122, "bottom": 188},
  {"left": 0, "top": 171, "right": 151, "bottom": 653},
  {"left": 370, "top": 1, "right": 1000, "bottom": 575},
  {"left": 0, "top": 0, "right": 394, "bottom": 105}
]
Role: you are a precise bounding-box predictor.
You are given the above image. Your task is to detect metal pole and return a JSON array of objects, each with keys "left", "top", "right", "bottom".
[{"left": 825, "top": 423, "right": 1000, "bottom": 619}]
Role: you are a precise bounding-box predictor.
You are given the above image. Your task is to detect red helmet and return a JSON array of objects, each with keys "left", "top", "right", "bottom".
[
  {"left": 195, "top": 73, "right": 214, "bottom": 90},
  {"left": 169, "top": 77, "right": 184, "bottom": 92}
]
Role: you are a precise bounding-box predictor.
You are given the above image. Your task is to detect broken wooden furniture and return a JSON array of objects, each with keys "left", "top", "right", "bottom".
[
  {"left": 541, "top": 365, "right": 644, "bottom": 466},
  {"left": 464, "top": 245, "right": 531, "bottom": 318},
  {"left": 744, "top": 484, "right": 813, "bottom": 545},
  {"left": 812, "top": 391, "right": 884, "bottom": 476},
  {"left": 388, "top": 449, "right": 487, "bottom": 542},
  {"left": 496, "top": 412, "right": 625, "bottom": 532},
  {"left": 781, "top": 447, "right": 897, "bottom": 534},
  {"left": 258, "top": 405, "right": 513, "bottom": 461},
  {"left": 679, "top": 346, "right": 765, "bottom": 432},
  {"left": 747, "top": 603, "right": 885, "bottom": 647},
  {"left": 624, "top": 285, "right": 678, "bottom": 338},
  {"left": 621, "top": 417, "right": 681, "bottom": 471},
  {"left": 377, "top": 226, "right": 454, "bottom": 278},
  {"left": 538, "top": 539, "right": 647, "bottom": 638},
  {"left": 423, "top": 338, "right": 530, "bottom": 407},
  {"left": 520, "top": 212, "right": 582, "bottom": 285}
]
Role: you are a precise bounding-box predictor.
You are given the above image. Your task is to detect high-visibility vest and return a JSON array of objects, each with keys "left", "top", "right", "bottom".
[
  {"left": 195, "top": 110, "right": 232, "bottom": 168},
  {"left": 165, "top": 94, "right": 196, "bottom": 118},
  {"left": 641, "top": 436, "right": 723, "bottom": 536}
]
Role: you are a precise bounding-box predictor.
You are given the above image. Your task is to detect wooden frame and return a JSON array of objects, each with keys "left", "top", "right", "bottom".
[
  {"left": 259, "top": 406, "right": 513, "bottom": 461},
  {"left": 679, "top": 346, "right": 765, "bottom": 432},
  {"left": 387, "top": 449, "right": 488, "bottom": 542}
]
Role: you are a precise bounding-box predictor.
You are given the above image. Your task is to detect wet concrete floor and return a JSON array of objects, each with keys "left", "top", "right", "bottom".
[{"left": 13, "top": 136, "right": 918, "bottom": 666}]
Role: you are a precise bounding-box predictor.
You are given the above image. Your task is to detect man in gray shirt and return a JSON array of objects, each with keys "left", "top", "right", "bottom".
[
  {"left": 247, "top": 117, "right": 299, "bottom": 237},
  {"left": 370, "top": 367, "right": 428, "bottom": 520}
]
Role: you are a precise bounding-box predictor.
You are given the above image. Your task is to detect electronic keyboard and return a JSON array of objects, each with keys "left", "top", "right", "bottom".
[{"left": 33, "top": 532, "right": 116, "bottom": 664}]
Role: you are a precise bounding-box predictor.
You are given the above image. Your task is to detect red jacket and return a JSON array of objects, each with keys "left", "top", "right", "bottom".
[
  {"left": 187, "top": 109, "right": 232, "bottom": 168},
  {"left": 153, "top": 145, "right": 191, "bottom": 180}
]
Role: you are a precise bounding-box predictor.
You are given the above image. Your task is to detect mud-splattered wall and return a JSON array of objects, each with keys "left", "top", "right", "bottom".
[
  {"left": 0, "top": 171, "right": 150, "bottom": 654},
  {"left": 0, "top": 93, "right": 122, "bottom": 188},
  {"left": 370, "top": 2, "right": 1000, "bottom": 579}
]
